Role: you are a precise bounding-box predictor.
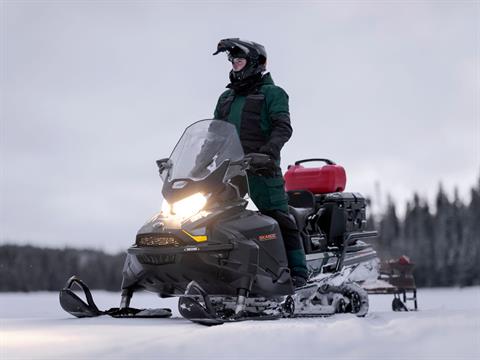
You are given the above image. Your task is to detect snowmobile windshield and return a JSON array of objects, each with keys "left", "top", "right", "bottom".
[{"left": 163, "top": 120, "right": 244, "bottom": 182}]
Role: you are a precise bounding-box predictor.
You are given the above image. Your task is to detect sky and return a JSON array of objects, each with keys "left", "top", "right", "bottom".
[{"left": 1, "top": 0, "right": 479, "bottom": 252}]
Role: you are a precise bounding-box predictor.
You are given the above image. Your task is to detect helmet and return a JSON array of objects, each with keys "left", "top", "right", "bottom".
[{"left": 213, "top": 38, "right": 267, "bottom": 82}]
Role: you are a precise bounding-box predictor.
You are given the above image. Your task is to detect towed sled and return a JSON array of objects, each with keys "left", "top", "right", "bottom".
[
  {"left": 60, "top": 119, "right": 381, "bottom": 326},
  {"left": 365, "top": 255, "right": 418, "bottom": 311}
]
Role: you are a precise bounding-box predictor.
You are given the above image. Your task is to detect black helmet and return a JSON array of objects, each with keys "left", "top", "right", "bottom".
[{"left": 213, "top": 38, "right": 267, "bottom": 82}]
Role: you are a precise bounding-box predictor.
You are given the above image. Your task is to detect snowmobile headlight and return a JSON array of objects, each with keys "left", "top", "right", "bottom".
[
  {"left": 161, "top": 193, "right": 207, "bottom": 220},
  {"left": 161, "top": 198, "right": 171, "bottom": 214}
]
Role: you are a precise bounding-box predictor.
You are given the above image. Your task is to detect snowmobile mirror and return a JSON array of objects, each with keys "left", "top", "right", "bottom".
[{"left": 156, "top": 158, "right": 171, "bottom": 174}]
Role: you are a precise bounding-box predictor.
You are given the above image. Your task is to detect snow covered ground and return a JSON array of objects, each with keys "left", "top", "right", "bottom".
[{"left": 1, "top": 287, "right": 479, "bottom": 360}]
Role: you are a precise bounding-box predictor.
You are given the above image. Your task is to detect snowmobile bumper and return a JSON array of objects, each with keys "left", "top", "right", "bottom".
[
  {"left": 123, "top": 240, "right": 294, "bottom": 298},
  {"left": 127, "top": 243, "right": 234, "bottom": 255}
]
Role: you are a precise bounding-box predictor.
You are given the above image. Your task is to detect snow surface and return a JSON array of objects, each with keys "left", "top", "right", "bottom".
[{"left": 1, "top": 287, "right": 479, "bottom": 360}]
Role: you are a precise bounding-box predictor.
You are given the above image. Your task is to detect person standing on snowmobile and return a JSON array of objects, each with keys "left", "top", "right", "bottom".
[{"left": 213, "top": 38, "right": 308, "bottom": 287}]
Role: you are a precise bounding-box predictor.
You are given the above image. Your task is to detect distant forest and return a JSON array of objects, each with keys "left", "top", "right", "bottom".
[
  {"left": 373, "top": 177, "right": 480, "bottom": 287},
  {"left": 1, "top": 177, "right": 479, "bottom": 291}
]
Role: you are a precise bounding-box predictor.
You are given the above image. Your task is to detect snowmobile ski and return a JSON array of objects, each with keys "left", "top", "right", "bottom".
[{"left": 59, "top": 276, "right": 172, "bottom": 319}]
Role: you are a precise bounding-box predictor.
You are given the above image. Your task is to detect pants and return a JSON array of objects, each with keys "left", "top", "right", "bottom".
[{"left": 247, "top": 172, "right": 308, "bottom": 279}]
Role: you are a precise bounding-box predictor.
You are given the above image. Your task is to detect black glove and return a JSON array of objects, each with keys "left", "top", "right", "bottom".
[
  {"left": 259, "top": 143, "right": 280, "bottom": 161},
  {"left": 249, "top": 156, "right": 278, "bottom": 177}
]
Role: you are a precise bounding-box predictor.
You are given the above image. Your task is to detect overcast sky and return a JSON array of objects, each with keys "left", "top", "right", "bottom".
[{"left": 1, "top": 0, "right": 478, "bottom": 252}]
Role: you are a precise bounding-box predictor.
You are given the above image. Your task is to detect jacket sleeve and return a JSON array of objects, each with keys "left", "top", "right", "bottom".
[
  {"left": 214, "top": 90, "right": 232, "bottom": 119},
  {"left": 214, "top": 97, "right": 222, "bottom": 119},
  {"left": 261, "top": 86, "right": 292, "bottom": 160}
]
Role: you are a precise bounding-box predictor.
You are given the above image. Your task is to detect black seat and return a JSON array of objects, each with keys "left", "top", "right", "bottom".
[
  {"left": 287, "top": 190, "right": 315, "bottom": 209},
  {"left": 287, "top": 190, "right": 316, "bottom": 232},
  {"left": 289, "top": 206, "right": 313, "bottom": 232}
]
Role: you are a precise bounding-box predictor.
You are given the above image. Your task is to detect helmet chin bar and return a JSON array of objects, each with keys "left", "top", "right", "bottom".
[{"left": 230, "top": 60, "right": 262, "bottom": 81}]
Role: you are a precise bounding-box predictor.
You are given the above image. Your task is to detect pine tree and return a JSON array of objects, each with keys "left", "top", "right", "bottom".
[
  {"left": 402, "top": 193, "right": 435, "bottom": 286},
  {"left": 377, "top": 196, "right": 400, "bottom": 258}
]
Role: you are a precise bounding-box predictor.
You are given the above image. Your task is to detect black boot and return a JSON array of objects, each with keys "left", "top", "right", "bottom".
[
  {"left": 291, "top": 275, "right": 307, "bottom": 288},
  {"left": 262, "top": 210, "right": 309, "bottom": 283}
]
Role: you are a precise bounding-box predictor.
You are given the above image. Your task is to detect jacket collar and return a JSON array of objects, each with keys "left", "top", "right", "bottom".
[{"left": 226, "top": 72, "right": 274, "bottom": 95}]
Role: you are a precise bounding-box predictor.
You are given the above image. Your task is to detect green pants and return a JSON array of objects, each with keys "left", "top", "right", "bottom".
[
  {"left": 247, "top": 174, "right": 289, "bottom": 213},
  {"left": 247, "top": 173, "right": 308, "bottom": 279}
]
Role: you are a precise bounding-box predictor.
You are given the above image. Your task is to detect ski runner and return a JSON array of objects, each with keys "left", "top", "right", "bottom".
[{"left": 213, "top": 38, "right": 308, "bottom": 287}]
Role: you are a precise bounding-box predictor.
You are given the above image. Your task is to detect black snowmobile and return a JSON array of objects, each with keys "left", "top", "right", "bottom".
[{"left": 60, "top": 119, "right": 379, "bottom": 325}]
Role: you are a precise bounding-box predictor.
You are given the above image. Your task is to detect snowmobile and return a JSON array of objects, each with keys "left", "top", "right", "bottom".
[{"left": 60, "top": 119, "right": 379, "bottom": 326}]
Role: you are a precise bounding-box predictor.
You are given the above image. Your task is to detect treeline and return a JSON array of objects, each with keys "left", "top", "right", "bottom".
[
  {"left": 373, "top": 177, "right": 480, "bottom": 287},
  {"left": 1, "top": 177, "right": 479, "bottom": 291},
  {"left": 0, "top": 245, "right": 125, "bottom": 291}
]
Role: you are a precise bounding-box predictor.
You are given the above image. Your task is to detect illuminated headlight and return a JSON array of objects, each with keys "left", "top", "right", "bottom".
[{"left": 161, "top": 193, "right": 207, "bottom": 219}]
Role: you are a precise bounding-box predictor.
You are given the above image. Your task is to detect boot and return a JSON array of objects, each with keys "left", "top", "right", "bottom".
[{"left": 287, "top": 248, "right": 308, "bottom": 287}]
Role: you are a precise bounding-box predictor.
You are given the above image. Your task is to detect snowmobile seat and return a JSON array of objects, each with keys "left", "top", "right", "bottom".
[
  {"left": 287, "top": 190, "right": 315, "bottom": 209},
  {"left": 289, "top": 206, "right": 314, "bottom": 232},
  {"left": 287, "top": 190, "right": 315, "bottom": 231}
]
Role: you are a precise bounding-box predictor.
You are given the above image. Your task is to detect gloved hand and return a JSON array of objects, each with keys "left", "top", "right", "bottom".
[
  {"left": 259, "top": 143, "right": 280, "bottom": 161},
  {"left": 248, "top": 156, "right": 278, "bottom": 177}
]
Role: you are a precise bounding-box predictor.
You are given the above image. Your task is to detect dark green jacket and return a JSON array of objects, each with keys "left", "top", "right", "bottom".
[
  {"left": 214, "top": 73, "right": 291, "bottom": 212},
  {"left": 214, "top": 73, "right": 292, "bottom": 160}
]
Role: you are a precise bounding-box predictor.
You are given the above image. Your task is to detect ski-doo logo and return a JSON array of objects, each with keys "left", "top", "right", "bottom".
[
  {"left": 258, "top": 233, "right": 277, "bottom": 241},
  {"left": 184, "top": 246, "right": 200, "bottom": 252}
]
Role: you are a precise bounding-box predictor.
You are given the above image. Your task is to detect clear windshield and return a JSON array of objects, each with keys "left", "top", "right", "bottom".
[{"left": 163, "top": 120, "right": 244, "bottom": 181}]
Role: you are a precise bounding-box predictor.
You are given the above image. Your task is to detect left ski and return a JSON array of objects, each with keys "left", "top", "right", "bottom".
[{"left": 59, "top": 276, "right": 172, "bottom": 319}]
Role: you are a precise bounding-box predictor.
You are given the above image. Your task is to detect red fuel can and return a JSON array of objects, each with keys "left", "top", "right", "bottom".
[{"left": 284, "top": 159, "right": 347, "bottom": 194}]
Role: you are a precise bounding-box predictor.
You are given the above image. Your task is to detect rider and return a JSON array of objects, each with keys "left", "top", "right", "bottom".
[{"left": 213, "top": 38, "right": 308, "bottom": 287}]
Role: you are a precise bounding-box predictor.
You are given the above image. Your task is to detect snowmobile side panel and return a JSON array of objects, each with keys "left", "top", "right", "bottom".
[{"left": 122, "top": 209, "right": 294, "bottom": 298}]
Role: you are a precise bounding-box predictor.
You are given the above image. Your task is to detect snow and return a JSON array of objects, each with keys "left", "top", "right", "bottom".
[{"left": 1, "top": 287, "right": 479, "bottom": 359}]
